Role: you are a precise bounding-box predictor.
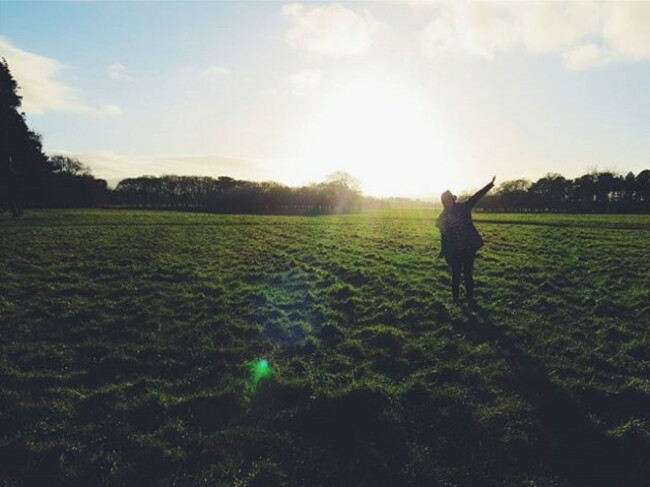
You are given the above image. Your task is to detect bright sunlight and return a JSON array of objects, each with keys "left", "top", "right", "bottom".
[{"left": 302, "top": 79, "right": 457, "bottom": 197}]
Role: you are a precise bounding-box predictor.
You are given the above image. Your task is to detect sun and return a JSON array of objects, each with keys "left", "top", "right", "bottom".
[{"left": 302, "top": 78, "right": 456, "bottom": 197}]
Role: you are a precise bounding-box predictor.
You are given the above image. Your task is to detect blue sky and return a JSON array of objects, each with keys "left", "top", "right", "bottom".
[{"left": 1, "top": 1, "right": 649, "bottom": 197}]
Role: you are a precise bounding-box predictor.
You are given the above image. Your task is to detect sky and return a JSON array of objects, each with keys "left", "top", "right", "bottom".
[{"left": 1, "top": 0, "right": 650, "bottom": 198}]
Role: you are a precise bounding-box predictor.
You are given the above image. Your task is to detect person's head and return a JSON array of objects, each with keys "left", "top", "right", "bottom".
[{"left": 441, "top": 190, "right": 457, "bottom": 209}]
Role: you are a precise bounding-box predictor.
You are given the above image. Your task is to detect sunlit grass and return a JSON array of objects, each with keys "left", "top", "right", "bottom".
[{"left": 0, "top": 209, "right": 648, "bottom": 485}]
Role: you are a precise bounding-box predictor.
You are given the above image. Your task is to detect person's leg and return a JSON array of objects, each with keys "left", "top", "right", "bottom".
[
  {"left": 463, "top": 251, "right": 476, "bottom": 300},
  {"left": 447, "top": 256, "right": 462, "bottom": 302}
]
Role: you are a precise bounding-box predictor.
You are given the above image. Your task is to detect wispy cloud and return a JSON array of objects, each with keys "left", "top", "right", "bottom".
[
  {"left": 0, "top": 36, "right": 121, "bottom": 115},
  {"left": 0, "top": 36, "right": 76, "bottom": 114},
  {"left": 562, "top": 43, "right": 613, "bottom": 71},
  {"left": 419, "top": 1, "right": 650, "bottom": 70},
  {"left": 603, "top": 2, "right": 650, "bottom": 60},
  {"left": 97, "top": 104, "right": 122, "bottom": 116},
  {"left": 283, "top": 3, "right": 381, "bottom": 57},
  {"left": 202, "top": 65, "right": 232, "bottom": 78},
  {"left": 61, "top": 151, "right": 260, "bottom": 185},
  {"left": 107, "top": 62, "right": 130, "bottom": 80}
]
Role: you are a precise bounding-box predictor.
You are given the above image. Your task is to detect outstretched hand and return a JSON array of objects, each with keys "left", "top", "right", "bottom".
[{"left": 490, "top": 175, "right": 496, "bottom": 185}]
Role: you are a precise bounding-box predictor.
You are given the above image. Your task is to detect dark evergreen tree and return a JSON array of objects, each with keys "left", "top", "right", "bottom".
[{"left": 0, "top": 58, "right": 52, "bottom": 216}]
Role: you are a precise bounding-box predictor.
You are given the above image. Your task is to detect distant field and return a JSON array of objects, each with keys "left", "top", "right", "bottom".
[{"left": 1, "top": 209, "right": 649, "bottom": 486}]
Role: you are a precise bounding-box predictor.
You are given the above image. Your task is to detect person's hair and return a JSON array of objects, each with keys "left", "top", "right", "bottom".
[{"left": 441, "top": 190, "right": 455, "bottom": 206}]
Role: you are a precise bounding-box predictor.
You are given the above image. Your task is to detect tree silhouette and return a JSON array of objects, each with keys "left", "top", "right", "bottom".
[
  {"left": 529, "top": 173, "right": 569, "bottom": 210},
  {"left": 50, "top": 155, "right": 90, "bottom": 176},
  {"left": 112, "top": 172, "right": 362, "bottom": 214},
  {"left": 494, "top": 179, "right": 532, "bottom": 210},
  {"left": 623, "top": 171, "right": 636, "bottom": 204},
  {"left": 326, "top": 171, "right": 361, "bottom": 192},
  {"left": 0, "top": 58, "right": 52, "bottom": 216},
  {"left": 476, "top": 170, "right": 649, "bottom": 213},
  {"left": 637, "top": 169, "right": 650, "bottom": 204},
  {"left": 110, "top": 169, "right": 650, "bottom": 215}
]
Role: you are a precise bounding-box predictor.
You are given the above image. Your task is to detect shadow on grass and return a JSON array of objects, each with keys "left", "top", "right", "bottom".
[{"left": 455, "top": 303, "right": 647, "bottom": 486}]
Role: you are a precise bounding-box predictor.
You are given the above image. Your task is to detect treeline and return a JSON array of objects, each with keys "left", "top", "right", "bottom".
[
  {"left": 474, "top": 171, "right": 650, "bottom": 213},
  {"left": 26, "top": 156, "right": 108, "bottom": 209},
  {"left": 0, "top": 154, "right": 109, "bottom": 216},
  {"left": 113, "top": 173, "right": 362, "bottom": 214}
]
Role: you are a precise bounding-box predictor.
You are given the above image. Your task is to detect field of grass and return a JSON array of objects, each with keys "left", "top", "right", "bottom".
[{"left": 1, "top": 209, "right": 649, "bottom": 486}]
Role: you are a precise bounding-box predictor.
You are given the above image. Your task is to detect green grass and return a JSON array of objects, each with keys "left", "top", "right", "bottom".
[{"left": 1, "top": 209, "right": 649, "bottom": 486}]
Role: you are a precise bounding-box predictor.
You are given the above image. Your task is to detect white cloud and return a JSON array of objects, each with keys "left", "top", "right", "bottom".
[
  {"left": 521, "top": 2, "right": 601, "bottom": 54},
  {"left": 0, "top": 36, "right": 121, "bottom": 115},
  {"left": 203, "top": 65, "right": 232, "bottom": 78},
  {"left": 283, "top": 3, "right": 381, "bottom": 56},
  {"left": 420, "top": 3, "right": 519, "bottom": 59},
  {"left": 288, "top": 68, "right": 322, "bottom": 95},
  {"left": 107, "top": 62, "right": 129, "bottom": 80},
  {"left": 0, "top": 36, "right": 76, "bottom": 114},
  {"left": 97, "top": 104, "right": 122, "bottom": 116},
  {"left": 562, "top": 43, "right": 612, "bottom": 71},
  {"left": 603, "top": 2, "right": 650, "bottom": 60},
  {"left": 421, "top": 8, "right": 476, "bottom": 58},
  {"left": 465, "top": 2, "right": 521, "bottom": 56},
  {"left": 420, "top": 1, "right": 650, "bottom": 70}
]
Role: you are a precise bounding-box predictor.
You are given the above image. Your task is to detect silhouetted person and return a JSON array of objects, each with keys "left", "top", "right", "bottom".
[{"left": 436, "top": 176, "right": 495, "bottom": 304}]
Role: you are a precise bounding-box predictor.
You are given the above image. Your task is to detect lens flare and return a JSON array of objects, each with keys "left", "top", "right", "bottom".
[{"left": 250, "top": 358, "right": 273, "bottom": 387}]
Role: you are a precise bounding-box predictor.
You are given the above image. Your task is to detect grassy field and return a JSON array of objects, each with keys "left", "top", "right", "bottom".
[{"left": 1, "top": 209, "right": 649, "bottom": 486}]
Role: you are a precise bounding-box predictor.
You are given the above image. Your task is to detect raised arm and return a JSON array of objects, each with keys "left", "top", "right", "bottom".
[{"left": 467, "top": 176, "right": 496, "bottom": 208}]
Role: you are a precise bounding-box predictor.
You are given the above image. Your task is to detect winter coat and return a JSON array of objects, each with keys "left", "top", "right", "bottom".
[{"left": 436, "top": 181, "right": 494, "bottom": 258}]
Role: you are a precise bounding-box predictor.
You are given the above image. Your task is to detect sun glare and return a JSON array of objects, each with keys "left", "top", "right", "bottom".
[{"left": 303, "top": 79, "right": 455, "bottom": 197}]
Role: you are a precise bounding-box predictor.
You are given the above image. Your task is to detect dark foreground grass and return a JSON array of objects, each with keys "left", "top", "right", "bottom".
[{"left": 1, "top": 209, "right": 649, "bottom": 486}]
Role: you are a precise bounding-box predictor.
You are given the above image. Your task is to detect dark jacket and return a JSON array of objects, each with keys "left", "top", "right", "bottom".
[{"left": 436, "top": 181, "right": 494, "bottom": 258}]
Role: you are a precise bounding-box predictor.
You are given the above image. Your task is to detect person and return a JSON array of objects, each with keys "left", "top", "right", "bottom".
[{"left": 436, "top": 176, "right": 495, "bottom": 304}]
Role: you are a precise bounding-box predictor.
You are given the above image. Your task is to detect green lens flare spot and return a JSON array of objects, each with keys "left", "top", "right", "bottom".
[{"left": 250, "top": 358, "right": 273, "bottom": 387}]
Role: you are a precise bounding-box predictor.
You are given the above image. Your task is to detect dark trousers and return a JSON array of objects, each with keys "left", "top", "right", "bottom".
[{"left": 445, "top": 250, "right": 476, "bottom": 301}]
